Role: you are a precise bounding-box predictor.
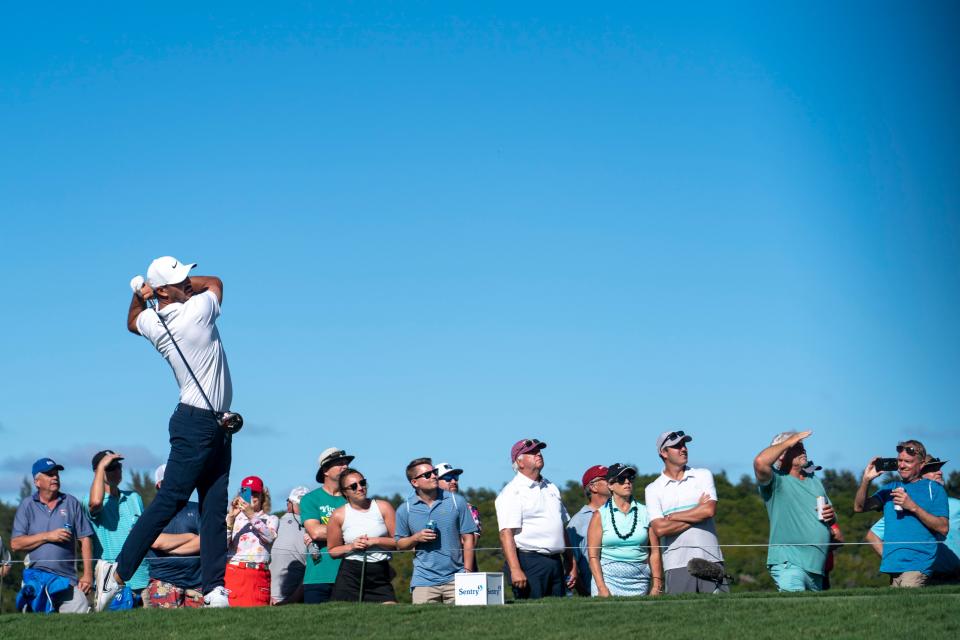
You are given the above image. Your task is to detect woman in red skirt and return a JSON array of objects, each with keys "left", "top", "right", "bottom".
[{"left": 225, "top": 476, "right": 279, "bottom": 606}]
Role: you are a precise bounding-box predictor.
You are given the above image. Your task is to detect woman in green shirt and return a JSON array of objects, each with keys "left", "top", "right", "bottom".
[{"left": 587, "top": 464, "right": 663, "bottom": 597}]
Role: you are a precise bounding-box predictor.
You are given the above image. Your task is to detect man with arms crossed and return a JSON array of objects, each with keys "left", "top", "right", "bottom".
[
  {"left": 396, "top": 458, "right": 478, "bottom": 603},
  {"left": 11, "top": 458, "right": 94, "bottom": 613},
  {"left": 101, "top": 257, "right": 233, "bottom": 608},
  {"left": 300, "top": 447, "right": 353, "bottom": 603},
  {"left": 495, "top": 438, "right": 577, "bottom": 599},
  {"left": 855, "top": 440, "right": 949, "bottom": 587},
  {"left": 645, "top": 430, "right": 726, "bottom": 594},
  {"left": 754, "top": 431, "right": 843, "bottom": 592}
]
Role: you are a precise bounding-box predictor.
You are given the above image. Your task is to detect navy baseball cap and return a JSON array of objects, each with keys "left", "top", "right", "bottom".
[{"left": 32, "top": 458, "right": 64, "bottom": 476}]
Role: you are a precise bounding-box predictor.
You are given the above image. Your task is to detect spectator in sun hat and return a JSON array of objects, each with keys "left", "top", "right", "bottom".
[
  {"left": 645, "top": 430, "right": 727, "bottom": 594},
  {"left": 395, "top": 458, "right": 478, "bottom": 603},
  {"left": 566, "top": 465, "right": 610, "bottom": 596},
  {"left": 855, "top": 440, "right": 949, "bottom": 587},
  {"left": 495, "top": 438, "right": 577, "bottom": 600},
  {"left": 11, "top": 458, "right": 94, "bottom": 613},
  {"left": 83, "top": 449, "right": 150, "bottom": 610},
  {"left": 144, "top": 464, "right": 203, "bottom": 609},
  {"left": 753, "top": 431, "right": 843, "bottom": 593},
  {"left": 588, "top": 464, "right": 662, "bottom": 597},
  {"left": 865, "top": 453, "right": 959, "bottom": 585},
  {"left": 225, "top": 475, "right": 279, "bottom": 606},
  {"left": 436, "top": 462, "right": 483, "bottom": 536},
  {"left": 270, "top": 486, "right": 311, "bottom": 604},
  {"left": 300, "top": 447, "right": 353, "bottom": 604}
]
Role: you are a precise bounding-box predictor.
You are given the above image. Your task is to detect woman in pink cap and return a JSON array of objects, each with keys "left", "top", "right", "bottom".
[{"left": 225, "top": 475, "right": 279, "bottom": 606}]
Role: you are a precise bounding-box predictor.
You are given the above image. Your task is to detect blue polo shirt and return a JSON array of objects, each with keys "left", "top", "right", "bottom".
[
  {"left": 872, "top": 479, "right": 949, "bottom": 575},
  {"left": 395, "top": 490, "right": 478, "bottom": 588},
  {"left": 12, "top": 492, "right": 94, "bottom": 584},
  {"left": 147, "top": 501, "right": 201, "bottom": 589}
]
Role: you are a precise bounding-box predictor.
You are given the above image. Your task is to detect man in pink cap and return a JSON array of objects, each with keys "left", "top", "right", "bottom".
[
  {"left": 566, "top": 465, "right": 610, "bottom": 596},
  {"left": 495, "top": 438, "right": 577, "bottom": 599}
]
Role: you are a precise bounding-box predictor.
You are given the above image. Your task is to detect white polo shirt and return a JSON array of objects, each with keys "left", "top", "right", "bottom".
[
  {"left": 137, "top": 290, "right": 233, "bottom": 412},
  {"left": 495, "top": 472, "right": 569, "bottom": 554},
  {"left": 644, "top": 467, "right": 723, "bottom": 570}
]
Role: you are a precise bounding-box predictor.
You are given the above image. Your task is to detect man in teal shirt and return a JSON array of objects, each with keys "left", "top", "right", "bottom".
[
  {"left": 753, "top": 431, "right": 843, "bottom": 591},
  {"left": 301, "top": 447, "right": 353, "bottom": 603},
  {"left": 84, "top": 450, "right": 150, "bottom": 609}
]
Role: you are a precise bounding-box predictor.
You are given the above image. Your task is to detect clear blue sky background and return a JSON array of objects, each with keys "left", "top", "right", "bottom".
[{"left": 1, "top": 3, "right": 958, "bottom": 504}]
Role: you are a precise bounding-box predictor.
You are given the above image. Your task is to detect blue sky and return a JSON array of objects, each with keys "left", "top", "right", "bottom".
[{"left": 1, "top": 3, "right": 958, "bottom": 504}]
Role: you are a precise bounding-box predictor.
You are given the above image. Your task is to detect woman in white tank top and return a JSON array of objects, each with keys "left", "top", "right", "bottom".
[{"left": 327, "top": 469, "right": 398, "bottom": 603}]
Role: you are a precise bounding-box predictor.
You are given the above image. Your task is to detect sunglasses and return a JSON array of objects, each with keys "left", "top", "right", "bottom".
[
  {"left": 414, "top": 469, "right": 438, "bottom": 480},
  {"left": 440, "top": 474, "right": 461, "bottom": 482},
  {"left": 896, "top": 443, "right": 922, "bottom": 457},
  {"left": 343, "top": 479, "right": 367, "bottom": 491},
  {"left": 610, "top": 475, "right": 635, "bottom": 485}
]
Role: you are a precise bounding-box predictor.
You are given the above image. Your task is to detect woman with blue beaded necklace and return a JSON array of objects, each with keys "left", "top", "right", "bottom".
[{"left": 587, "top": 464, "right": 663, "bottom": 597}]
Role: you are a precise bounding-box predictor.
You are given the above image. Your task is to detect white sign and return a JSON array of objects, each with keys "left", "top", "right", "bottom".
[{"left": 454, "top": 572, "right": 505, "bottom": 606}]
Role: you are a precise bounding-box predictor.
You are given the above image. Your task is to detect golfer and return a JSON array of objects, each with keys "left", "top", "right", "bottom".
[{"left": 100, "top": 256, "right": 234, "bottom": 609}]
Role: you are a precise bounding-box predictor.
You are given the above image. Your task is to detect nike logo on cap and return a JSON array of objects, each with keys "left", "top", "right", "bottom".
[{"left": 171, "top": 261, "right": 177, "bottom": 269}]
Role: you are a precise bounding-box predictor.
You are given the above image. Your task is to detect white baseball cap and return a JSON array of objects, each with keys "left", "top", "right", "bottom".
[
  {"left": 434, "top": 462, "right": 463, "bottom": 478},
  {"left": 147, "top": 256, "right": 196, "bottom": 288},
  {"left": 287, "top": 486, "right": 309, "bottom": 504},
  {"left": 154, "top": 464, "right": 166, "bottom": 486}
]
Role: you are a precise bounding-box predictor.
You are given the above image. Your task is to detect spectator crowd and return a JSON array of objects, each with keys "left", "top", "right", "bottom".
[{"left": 3, "top": 431, "right": 958, "bottom": 614}]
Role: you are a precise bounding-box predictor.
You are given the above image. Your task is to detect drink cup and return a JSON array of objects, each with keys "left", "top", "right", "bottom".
[{"left": 816, "top": 496, "right": 827, "bottom": 521}]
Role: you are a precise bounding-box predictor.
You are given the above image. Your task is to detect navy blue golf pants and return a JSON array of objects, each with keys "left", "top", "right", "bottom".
[{"left": 116, "top": 404, "right": 231, "bottom": 594}]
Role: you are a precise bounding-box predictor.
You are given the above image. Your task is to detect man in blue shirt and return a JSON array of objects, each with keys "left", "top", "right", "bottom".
[
  {"left": 396, "top": 458, "right": 478, "bottom": 603},
  {"left": 566, "top": 465, "right": 610, "bottom": 596},
  {"left": 11, "top": 458, "right": 94, "bottom": 613},
  {"left": 144, "top": 464, "right": 203, "bottom": 608},
  {"left": 855, "top": 439, "right": 949, "bottom": 587}
]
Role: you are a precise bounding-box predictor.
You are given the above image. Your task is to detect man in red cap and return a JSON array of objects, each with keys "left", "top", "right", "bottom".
[
  {"left": 495, "top": 439, "right": 577, "bottom": 599},
  {"left": 566, "top": 465, "right": 610, "bottom": 596},
  {"left": 225, "top": 475, "right": 279, "bottom": 606}
]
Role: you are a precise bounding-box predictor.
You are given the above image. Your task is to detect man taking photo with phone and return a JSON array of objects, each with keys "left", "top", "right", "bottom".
[{"left": 855, "top": 439, "right": 949, "bottom": 587}]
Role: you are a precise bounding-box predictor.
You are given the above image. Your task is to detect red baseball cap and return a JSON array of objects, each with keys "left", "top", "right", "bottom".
[
  {"left": 511, "top": 438, "right": 547, "bottom": 462},
  {"left": 581, "top": 465, "right": 609, "bottom": 487},
  {"left": 241, "top": 476, "right": 264, "bottom": 493}
]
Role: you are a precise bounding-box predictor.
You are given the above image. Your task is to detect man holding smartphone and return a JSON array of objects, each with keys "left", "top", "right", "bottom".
[{"left": 855, "top": 439, "right": 949, "bottom": 587}]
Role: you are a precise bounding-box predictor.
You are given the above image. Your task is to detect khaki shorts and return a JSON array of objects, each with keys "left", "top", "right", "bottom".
[
  {"left": 890, "top": 571, "right": 928, "bottom": 588},
  {"left": 411, "top": 581, "right": 456, "bottom": 604}
]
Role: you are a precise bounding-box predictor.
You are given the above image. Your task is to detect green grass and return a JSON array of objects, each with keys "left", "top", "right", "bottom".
[{"left": 2, "top": 587, "right": 959, "bottom": 640}]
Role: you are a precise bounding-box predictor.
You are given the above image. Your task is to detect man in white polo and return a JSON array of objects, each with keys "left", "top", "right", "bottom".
[
  {"left": 645, "top": 430, "right": 727, "bottom": 594},
  {"left": 495, "top": 438, "right": 577, "bottom": 599}
]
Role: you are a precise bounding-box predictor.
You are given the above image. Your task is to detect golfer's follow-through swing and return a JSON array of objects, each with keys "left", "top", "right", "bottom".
[{"left": 99, "top": 256, "right": 241, "bottom": 610}]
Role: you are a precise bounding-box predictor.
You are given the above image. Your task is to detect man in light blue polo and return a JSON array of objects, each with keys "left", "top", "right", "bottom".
[
  {"left": 11, "top": 458, "right": 94, "bottom": 613},
  {"left": 84, "top": 449, "right": 151, "bottom": 610},
  {"left": 396, "top": 458, "right": 478, "bottom": 603}
]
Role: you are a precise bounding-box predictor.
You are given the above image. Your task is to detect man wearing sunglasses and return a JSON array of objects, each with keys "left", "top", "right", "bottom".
[
  {"left": 435, "top": 462, "right": 483, "bottom": 536},
  {"left": 645, "top": 430, "right": 726, "bottom": 594},
  {"left": 566, "top": 465, "right": 610, "bottom": 596},
  {"left": 495, "top": 439, "right": 577, "bottom": 600},
  {"left": 855, "top": 439, "right": 949, "bottom": 587},
  {"left": 85, "top": 450, "right": 151, "bottom": 609},
  {"left": 753, "top": 431, "right": 843, "bottom": 592},
  {"left": 396, "top": 458, "right": 478, "bottom": 603}
]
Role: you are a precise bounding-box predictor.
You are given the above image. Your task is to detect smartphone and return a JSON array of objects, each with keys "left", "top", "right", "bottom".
[
  {"left": 240, "top": 487, "right": 252, "bottom": 502},
  {"left": 874, "top": 457, "right": 899, "bottom": 472}
]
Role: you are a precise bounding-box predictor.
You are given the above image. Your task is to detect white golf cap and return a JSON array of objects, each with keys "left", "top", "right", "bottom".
[
  {"left": 287, "top": 486, "right": 309, "bottom": 504},
  {"left": 146, "top": 256, "right": 196, "bottom": 288},
  {"left": 434, "top": 462, "right": 463, "bottom": 478},
  {"left": 154, "top": 464, "right": 166, "bottom": 486}
]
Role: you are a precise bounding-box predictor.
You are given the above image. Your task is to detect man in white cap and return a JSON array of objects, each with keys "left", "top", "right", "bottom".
[
  {"left": 435, "top": 462, "right": 483, "bottom": 536},
  {"left": 270, "top": 486, "right": 310, "bottom": 604},
  {"left": 143, "top": 464, "right": 203, "bottom": 608},
  {"left": 102, "top": 257, "right": 233, "bottom": 609},
  {"left": 300, "top": 447, "right": 354, "bottom": 603},
  {"left": 644, "top": 430, "right": 727, "bottom": 594}
]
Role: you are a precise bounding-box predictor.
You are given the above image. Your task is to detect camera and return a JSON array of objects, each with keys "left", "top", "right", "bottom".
[
  {"left": 873, "top": 457, "right": 898, "bottom": 472},
  {"left": 218, "top": 412, "right": 244, "bottom": 434}
]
